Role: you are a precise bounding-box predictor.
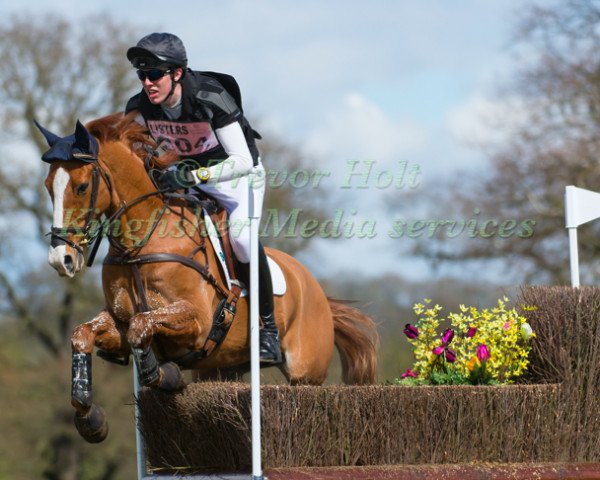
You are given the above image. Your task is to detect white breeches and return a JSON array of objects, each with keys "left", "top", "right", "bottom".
[{"left": 193, "top": 164, "right": 265, "bottom": 264}]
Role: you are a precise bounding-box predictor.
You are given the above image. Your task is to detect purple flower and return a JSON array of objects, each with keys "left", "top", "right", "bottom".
[
  {"left": 433, "top": 328, "right": 456, "bottom": 363},
  {"left": 433, "top": 346, "right": 445, "bottom": 356},
  {"left": 477, "top": 344, "right": 490, "bottom": 362},
  {"left": 434, "top": 329, "right": 457, "bottom": 360},
  {"left": 467, "top": 327, "right": 476, "bottom": 338},
  {"left": 401, "top": 368, "right": 417, "bottom": 378},
  {"left": 445, "top": 349, "right": 456, "bottom": 363},
  {"left": 404, "top": 323, "right": 419, "bottom": 339},
  {"left": 441, "top": 328, "right": 455, "bottom": 344}
]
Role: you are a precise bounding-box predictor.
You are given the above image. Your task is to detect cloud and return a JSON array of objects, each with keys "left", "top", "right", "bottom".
[
  {"left": 305, "top": 93, "right": 427, "bottom": 167},
  {"left": 445, "top": 94, "right": 528, "bottom": 148},
  {"left": 297, "top": 92, "right": 427, "bottom": 225}
]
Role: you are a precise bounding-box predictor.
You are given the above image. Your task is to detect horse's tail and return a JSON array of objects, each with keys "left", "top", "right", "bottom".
[{"left": 329, "top": 297, "right": 379, "bottom": 384}]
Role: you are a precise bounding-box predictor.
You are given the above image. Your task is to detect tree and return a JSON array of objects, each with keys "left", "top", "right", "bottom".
[
  {"left": 0, "top": 13, "right": 142, "bottom": 480},
  {"left": 404, "top": 0, "right": 600, "bottom": 284},
  {"left": 0, "top": 12, "right": 141, "bottom": 348}
]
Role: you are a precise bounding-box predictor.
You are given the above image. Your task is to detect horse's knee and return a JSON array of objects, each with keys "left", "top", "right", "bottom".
[
  {"left": 71, "top": 323, "right": 93, "bottom": 352},
  {"left": 127, "top": 312, "right": 154, "bottom": 348}
]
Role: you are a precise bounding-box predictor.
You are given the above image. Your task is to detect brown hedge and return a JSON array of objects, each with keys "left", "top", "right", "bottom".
[{"left": 137, "top": 285, "right": 600, "bottom": 472}]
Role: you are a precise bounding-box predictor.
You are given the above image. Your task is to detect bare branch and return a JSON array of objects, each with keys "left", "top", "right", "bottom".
[
  {"left": 401, "top": 2, "right": 600, "bottom": 284},
  {"left": 0, "top": 270, "right": 60, "bottom": 356}
]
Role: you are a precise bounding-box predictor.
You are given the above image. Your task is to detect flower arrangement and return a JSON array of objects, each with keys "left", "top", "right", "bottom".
[{"left": 396, "top": 297, "right": 535, "bottom": 385}]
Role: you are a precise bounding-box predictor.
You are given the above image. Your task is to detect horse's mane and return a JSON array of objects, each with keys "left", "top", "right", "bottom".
[{"left": 85, "top": 112, "right": 178, "bottom": 169}]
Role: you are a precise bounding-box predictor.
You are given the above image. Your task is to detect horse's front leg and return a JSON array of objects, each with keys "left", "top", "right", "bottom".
[
  {"left": 127, "top": 300, "right": 199, "bottom": 391},
  {"left": 71, "top": 309, "right": 129, "bottom": 443}
]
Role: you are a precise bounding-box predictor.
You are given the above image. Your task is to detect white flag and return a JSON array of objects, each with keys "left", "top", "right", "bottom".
[{"left": 565, "top": 185, "right": 600, "bottom": 228}]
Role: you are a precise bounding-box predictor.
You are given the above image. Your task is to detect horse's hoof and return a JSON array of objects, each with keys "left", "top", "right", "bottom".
[
  {"left": 74, "top": 404, "right": 109, "bottom": 443},
  {"left": 158, "top": 362, "right": 185, "bottom": 391}
]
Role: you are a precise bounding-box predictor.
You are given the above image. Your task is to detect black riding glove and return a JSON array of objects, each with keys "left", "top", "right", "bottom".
[{"left": 158, "top": 162, "right": 197, "bottom": 190}]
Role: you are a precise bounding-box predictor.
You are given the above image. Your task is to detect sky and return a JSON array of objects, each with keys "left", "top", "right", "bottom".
[{"left": 1, "top": 0, "right": 545, "bottom": 280}]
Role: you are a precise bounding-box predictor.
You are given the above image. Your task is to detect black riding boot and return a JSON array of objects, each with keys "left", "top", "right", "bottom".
[
  {"left": 237, "top": 243, "right": 283, "bottom": 365},
  {"left": 257, "top": 244, "right": 283, "bottom": 364}
]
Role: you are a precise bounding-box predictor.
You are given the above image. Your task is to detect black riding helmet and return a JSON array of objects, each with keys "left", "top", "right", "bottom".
[{"left": 127, "top": 32, "right": 188, "bottom": 69}]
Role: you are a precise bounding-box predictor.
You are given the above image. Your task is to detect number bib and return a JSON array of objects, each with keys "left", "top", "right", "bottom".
[{"left": 146, "top": 120, "right": 219, "bottom": 156}]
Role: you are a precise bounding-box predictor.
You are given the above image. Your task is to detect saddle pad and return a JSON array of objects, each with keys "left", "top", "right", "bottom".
[
  {"left": 265, "top": 257, "right": 286, "bottom": 297},
  {"left": 203, "top": 209, "right": 286, "bottom": 296}
]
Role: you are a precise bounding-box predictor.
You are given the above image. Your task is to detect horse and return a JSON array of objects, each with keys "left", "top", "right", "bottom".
[{"left": 37, "top": 112, "right": 379, "bottom": 443}]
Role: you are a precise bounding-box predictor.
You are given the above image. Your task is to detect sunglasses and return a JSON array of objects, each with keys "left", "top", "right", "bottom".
[{"left": 136, "top": 69, "right": 171, "bottom": 82}]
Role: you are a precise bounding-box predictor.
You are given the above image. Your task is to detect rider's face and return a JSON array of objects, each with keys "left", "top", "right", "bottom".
[{"left": 140, "top": 68, "right": 182, "bottom": 106}]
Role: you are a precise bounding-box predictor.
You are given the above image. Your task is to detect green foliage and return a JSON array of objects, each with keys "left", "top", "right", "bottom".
[
  {"left": 396, "top": 297, "right": 535, "bottom": 386},
  {"left": 429, "top": 369, "right": 472, "bottom": 386},
  {"left": 0, "top": 321, "right": 138, "bottom": 480}
]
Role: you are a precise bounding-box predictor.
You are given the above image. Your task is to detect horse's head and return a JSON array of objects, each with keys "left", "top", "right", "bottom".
[{"left": 37, "top": 120, "right": 112, "bottom": 277}]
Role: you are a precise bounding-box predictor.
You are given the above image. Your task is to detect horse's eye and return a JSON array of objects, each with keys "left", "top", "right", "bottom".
[{"left": 76, "top": 183, "right": 89, "bottom": 195}]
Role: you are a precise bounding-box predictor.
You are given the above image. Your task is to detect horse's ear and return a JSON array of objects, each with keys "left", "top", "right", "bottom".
[
  {"left": 74, "top": 119, "right": 99, "bottom": 157},
  {"left": 74, "top": 120, "right": 91, "bottom": 150},
  {"left": 33, "top": 119, "right": 60, "bottom": 147}
]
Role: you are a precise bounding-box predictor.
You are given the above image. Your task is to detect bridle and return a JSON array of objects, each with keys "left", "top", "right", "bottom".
[{"left": 48, "top": 152, "right": 114, "bottom": 265}]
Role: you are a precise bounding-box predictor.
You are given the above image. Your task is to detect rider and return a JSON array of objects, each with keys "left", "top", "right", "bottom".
[{"left": 124, "top": 32, "right": 282, "bottom": 364}]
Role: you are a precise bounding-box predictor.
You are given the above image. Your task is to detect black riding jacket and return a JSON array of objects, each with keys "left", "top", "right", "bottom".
[{"left": 125, "top": 70, "right": 259, "bottom": 166}]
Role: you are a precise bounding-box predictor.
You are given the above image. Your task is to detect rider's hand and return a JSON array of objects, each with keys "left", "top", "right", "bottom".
[
  {"left": 157, "top": 163, "right": 196, "bottom": 190},
  {"left": 157, "top": 167, "right": 180, "bottom": 190}
]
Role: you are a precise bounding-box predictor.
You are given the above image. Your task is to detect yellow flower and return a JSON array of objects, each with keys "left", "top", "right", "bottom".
[
  {"left": 466, "top": 356, "right": 481, "bottom": 372},
  {"left": 400, "top": 297, "right": 535, "bottom": 385}
]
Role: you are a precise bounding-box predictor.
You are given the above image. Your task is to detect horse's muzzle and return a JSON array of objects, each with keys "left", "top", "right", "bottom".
[{"left": 48, "top": 245, "right": 85, "bottom": 277}]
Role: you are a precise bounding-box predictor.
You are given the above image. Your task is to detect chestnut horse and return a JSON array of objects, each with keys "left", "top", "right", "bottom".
[{"left": 38, "top": 113, "right": 378, "bottom": 443}]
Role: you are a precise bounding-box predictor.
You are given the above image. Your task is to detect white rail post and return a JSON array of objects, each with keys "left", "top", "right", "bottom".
[
  {"left": 568, "top": 227, "right": 580, "bottom": 288},
  {"left": 249, "top": 168, "right": 264, "bottom": 480},
  {"left": 133, "top": 362, "right": 147, "bottom": 480}
]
